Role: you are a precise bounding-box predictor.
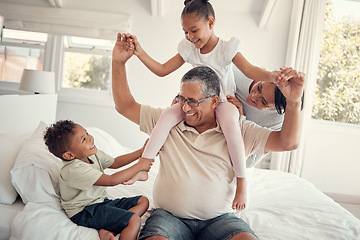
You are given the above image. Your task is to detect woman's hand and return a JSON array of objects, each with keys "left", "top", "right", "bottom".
[
  {"left": 227, "top": 95, "right": 244, "bottom": 116},
  {"left": 276, "top": 67, "right": 305, "bottom": 105}
]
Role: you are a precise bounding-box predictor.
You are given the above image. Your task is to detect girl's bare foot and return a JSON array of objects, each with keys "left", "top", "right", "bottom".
[
  {"left": 232, "top": 178, "right": 247, "bottom": 211},
  {"left": 98, "top": 229, "right": 116, "bottom": 240},
  {"left": 123, "top": 171, "right": 148, "bottom": 185}
]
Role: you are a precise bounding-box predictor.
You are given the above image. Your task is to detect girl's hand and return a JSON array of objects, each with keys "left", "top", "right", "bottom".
[
  {"left": 127, "top": 34, "right": 144, "bottom": 57},
  {"left": 227, "top": 95, "right": 244, "bottom": 116},
  {"left": 272, "top": 71, "right": 282, "bottom": 82}
]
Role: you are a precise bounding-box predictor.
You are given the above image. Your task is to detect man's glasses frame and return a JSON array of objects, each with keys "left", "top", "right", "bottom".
[{"left": 175, "top": 95, "right": 214, "bottom": 107}]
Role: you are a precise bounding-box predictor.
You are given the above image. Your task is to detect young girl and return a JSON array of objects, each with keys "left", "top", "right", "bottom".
[{"left": 124, "top": 0, "right": 280, "bottom": 211}]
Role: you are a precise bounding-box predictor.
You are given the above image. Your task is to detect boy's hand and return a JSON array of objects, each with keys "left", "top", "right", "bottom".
[{"left": 138, "top": 157, "right": 154, "bottom": 171}]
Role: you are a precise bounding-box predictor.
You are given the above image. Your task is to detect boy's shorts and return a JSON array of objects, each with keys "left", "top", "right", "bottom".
[
  {"left": 71, "top": 196, "right": 141, "bottom": 234},
  {"left": 139, "top": 208, "right": 257, "bottom": 240}
]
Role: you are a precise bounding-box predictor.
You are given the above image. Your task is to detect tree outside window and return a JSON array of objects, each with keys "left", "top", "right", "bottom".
[{"left": 312, "top": 0, "right": 360, "bottom": 125}]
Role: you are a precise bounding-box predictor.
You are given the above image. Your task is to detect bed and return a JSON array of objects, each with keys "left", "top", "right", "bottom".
[
  {"left": 0, "top": 121, "right": 359, "bottom": 240},
  {"left": 1, "top": 97, "right": 359, "bottom": 240}
]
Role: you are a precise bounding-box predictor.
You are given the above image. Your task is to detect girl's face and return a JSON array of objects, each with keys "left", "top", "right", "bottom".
[
  {"left": 181, "top": 13, "right": 214, "bottom": 50},
  {"left": 246, "top": 81, "right": 277, "bottom": 111}
]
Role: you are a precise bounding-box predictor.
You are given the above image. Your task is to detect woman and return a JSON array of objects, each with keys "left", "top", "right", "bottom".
[{"left": 228, "top": 67, "right": 303, "bottom": 167}]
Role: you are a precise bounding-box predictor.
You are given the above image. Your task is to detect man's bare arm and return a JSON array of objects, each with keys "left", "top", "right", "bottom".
[{"left": 112, "top": 33, "right": 141, "bottom": 125}]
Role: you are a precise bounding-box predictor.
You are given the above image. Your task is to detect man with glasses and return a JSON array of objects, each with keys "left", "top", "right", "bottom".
[{"left": 112, "top": 33, "right": 305, "bottom": 240}]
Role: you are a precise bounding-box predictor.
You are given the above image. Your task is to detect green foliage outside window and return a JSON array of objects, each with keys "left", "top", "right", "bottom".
[
  {"left": 312, "top": 1, "right": 360, "bottom": 124},
  {"left": 62, "top": 52, "right": 110, "bottom": 90}
]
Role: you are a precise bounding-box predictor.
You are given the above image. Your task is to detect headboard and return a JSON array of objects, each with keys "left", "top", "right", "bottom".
[{"left": 0, "top": 94, "right": 58, "bottom": 135}]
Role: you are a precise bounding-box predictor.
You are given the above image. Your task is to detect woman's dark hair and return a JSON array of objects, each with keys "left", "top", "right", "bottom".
[
  {"left": 182, "top": 0, "right": 215, "bottom": 20},
  {"left": 274, "top": 86, "right": 304, "bottom": 114},
  {"left": 43, "top": 120, "right": 76, "bottom": 160}
]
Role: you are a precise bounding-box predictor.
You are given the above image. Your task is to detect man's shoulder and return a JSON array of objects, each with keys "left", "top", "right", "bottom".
[
  {"left": 140, "top": 105, "right": 166, "bottom": 134},
  {"left": 140, "top": 104, "right": 165, "bottom": 118}
]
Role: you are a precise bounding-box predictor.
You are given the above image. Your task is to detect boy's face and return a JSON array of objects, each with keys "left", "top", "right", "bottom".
[{"left": 62, "top": 124, "right": 98, "bottom": 162}]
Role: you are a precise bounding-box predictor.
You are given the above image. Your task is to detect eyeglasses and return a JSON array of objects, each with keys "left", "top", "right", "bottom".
[{"left": 175, "top": 95, "right": 213, "bottom": 107}]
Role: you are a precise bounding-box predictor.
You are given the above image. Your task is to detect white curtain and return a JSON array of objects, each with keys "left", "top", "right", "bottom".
[{"left": 270, "top": 0, "right": 327, "bottom": 175}]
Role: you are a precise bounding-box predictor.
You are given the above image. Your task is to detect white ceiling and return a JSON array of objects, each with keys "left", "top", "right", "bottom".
[
  {"left": 0, "top": 0, "right": 277, "bottom": 29},
  {"left": 0, "top": 0, "right": 269, "bottom": 14}
]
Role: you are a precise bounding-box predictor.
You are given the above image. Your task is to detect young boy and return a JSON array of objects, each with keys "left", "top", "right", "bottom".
[{"left": 43, "top": 120, "right": 153, "bottom": 240}]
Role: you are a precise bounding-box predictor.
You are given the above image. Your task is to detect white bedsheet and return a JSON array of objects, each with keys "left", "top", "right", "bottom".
[
  {"left": 237, "top": 169, "right": 360, "bottom": 239},
  {"left": 10, "top": 168, "right": 360, "bottom": 240}
]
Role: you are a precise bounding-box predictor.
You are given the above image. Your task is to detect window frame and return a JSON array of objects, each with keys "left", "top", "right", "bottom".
[
  {"left": 0, "top": 29, "right": 49, "bottom": 85},
  {"left": 54, "top": 34, "right": 114, "bottom": 107},
  {"left": 0, "top": 30, "right": 115, "bottom": 106}
]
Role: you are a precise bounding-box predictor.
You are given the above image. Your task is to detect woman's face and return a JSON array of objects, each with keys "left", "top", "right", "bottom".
[{"left": 246, "top": 81, "right": 277, "bottom": 111}]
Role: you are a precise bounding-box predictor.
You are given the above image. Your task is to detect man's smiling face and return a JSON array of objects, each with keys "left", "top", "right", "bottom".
[{"left": 179, "top": 82, "right": 218, "bottom": 133}]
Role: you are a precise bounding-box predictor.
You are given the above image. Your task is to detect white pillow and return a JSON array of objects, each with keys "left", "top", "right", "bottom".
[
  {"left": 11, "top": 121, "right": 62, "bottom": 209},
  {"left": 11, "top": 202, "right": 99, "bottom": 240},
  {"left": 10, "top": 122, "right": 131, "bottom": 210},
  {"left": 0, "top": 134, "right": 24, "bottom": 204}
]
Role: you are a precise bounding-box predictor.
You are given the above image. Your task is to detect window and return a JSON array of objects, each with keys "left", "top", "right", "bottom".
[
  {"left": 312, "top": 0, "right": 360, "bottom": 125},
  {"left": 0, "top": 29, "right": 47, "bottom": 82},
  {"left": 61, "top": 36, "right": 113, "bottom": 91}
]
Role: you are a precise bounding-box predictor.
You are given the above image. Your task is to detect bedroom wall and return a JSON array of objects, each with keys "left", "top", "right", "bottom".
[
  {"left": 301, "top": 120, "right": 360, "bottom": 197},
  {"left": 56, "top": 0, "right": 293, "bottom": 150}
]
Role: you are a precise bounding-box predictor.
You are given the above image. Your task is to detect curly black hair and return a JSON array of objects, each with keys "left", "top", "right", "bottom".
[
  {"left": 43, "top": 120, "right": 76, "bottom": 161},
  {"left": 182, "top": 0, "right": 215, "bottom": 20}
]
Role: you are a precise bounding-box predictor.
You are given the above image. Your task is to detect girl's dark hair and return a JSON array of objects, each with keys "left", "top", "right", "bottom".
[
  {"left": 43, "top": 120, "right": 76, "bottom": 161},
  {"left": 182, "top": 0, "right": 215, "bottom": 20},
  {"left": 274, "top": 86, "right": 304, "bottom": 114}
]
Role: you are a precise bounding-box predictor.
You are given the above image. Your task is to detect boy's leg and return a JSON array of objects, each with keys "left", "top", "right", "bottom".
[
  {"left": 98, "top": 229, "right": 116, "bottom": 240},
  {"left": 70, "top": 199, "right": 136, "bottom": 234},
  {"left": 119, "top": 214, "right": 141, "bottom": 240},
  {"left": 128, "top": 196, "right": 149, "bottom": 217}
]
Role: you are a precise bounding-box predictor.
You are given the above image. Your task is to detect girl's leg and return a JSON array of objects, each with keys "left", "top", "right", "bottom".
[
  {"left": 142, "top": 103, "right": 183, "bottom": 159},
  {"left": 215, "top": 102, "right": 246, "bottom": 178},
  {"left": 215, "top": 102, "right": 247, "bottom": 210},
  {"left": 125, "top": 104, "right": 183, "bottom": 185}
]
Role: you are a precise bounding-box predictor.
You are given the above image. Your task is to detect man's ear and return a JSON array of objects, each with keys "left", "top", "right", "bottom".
[
  {"left": 208, "top": 17, "right": 215, "bottom": 30},
  {"left": 211, "top": 95, "right": 219, "bottom": 109},
  {"left": 62, "top": 151, "right": 75, "bottom": 161}
]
